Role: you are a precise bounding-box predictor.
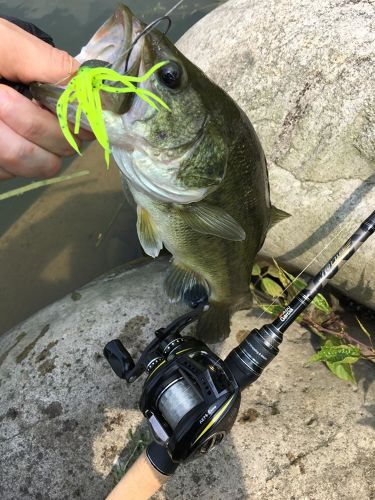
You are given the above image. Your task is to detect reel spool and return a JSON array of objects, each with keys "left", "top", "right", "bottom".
[
  {"left": 104, "top": 306, "right": 241, "bottom": 465},
  {"left": 157, "top": 378, "right": 201, "bottom": 429}
]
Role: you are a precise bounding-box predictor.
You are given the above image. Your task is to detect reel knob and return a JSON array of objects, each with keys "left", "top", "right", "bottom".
[{"left": 103, "top": 339, "right": 135, "bottom": 380}]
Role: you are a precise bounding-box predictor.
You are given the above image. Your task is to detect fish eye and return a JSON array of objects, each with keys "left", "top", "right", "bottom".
[{"left": 157, "top": 61, "right": 183, "bottom": 89}]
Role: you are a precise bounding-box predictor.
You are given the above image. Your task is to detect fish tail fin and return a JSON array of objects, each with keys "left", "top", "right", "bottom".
[
  {"left": 233, "top": 292, "right": 253, "bottom": 312},
  {"left": 196, "top": 302, "right": 231, "bottom": 343},
  {"left": 269, "top": 206, "right": 291, "bottom": 228}
]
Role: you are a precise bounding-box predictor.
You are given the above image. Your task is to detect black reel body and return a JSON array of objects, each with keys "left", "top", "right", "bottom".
[
  {"left": 141, "top": 335, "right": 240, "bottom": 461},
  {"left": 104, "top": 308, "right": 240, "bottom": 464}
]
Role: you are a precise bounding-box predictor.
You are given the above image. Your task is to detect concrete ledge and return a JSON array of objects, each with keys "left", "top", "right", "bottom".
[
  {"left": 1, "top": 258, "right": 374, "bottom": 499},
  {"left": 177, "top": 0, "right": 375, "bottom": 310}
]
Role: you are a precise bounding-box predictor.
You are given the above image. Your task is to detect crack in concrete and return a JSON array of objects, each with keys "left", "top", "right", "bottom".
[
  {"left": 271, "top": 159, "right": 372, "bottom": 186},
  {"left": 266, "top": 431, "right": 339, "bottom": 482},
  {"left": 0, "top": 420, "right": 44, "bottom": 444},
  {"left": 1, "top": 406, "right": 77, "bottom": 444}
]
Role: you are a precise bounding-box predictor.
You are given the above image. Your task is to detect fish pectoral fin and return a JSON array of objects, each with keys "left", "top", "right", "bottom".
[
  {"left": 136, "top": 206, "right": 163, "bottom": 258},
  {"left": 176, "top": 203, "right": 246, "bottom": 241},
  {"left": 269, "top": 206, "right": 291, "bottom": 228},
  {"left": 164, "top": 261, "right": 210, "bottom": 305}
]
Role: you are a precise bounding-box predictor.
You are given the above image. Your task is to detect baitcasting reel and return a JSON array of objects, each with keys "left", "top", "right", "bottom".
[
  {"left": 104, "top": 210, "right": 374, "bottom": 475},
  {"left": 104, "top": 303, "right": 241, "bottom": 472}
]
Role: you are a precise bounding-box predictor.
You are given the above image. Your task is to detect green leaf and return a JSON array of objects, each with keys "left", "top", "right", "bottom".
[
  {"left": 283, "top": 269, "right": 306, "bottom": 291},
  {"left": 266, "top": 265, "right": 280, "bottom": 278},
  {"left": 309, "top": 340, "right": 361, "bottom": 364},
  {"left": 311, "top": 293, "right": 331, "bottom": 314},
  {"left": 356, "top": 315, "right": 374, "bottom": 346},
  {"left": 259, "top": 304, "right": 285, "bottom": 316},
  {"left": 252, "top": 263, "right": 261, "bottom": 276},
  {"left": 260, "top": 277, "right": 284, "bottom": 298},
  {"left": 309, "top": 340, "right": 359, "bottom": 383},
  {"left": 272, "top": 259, "right": 291, "bottom": 288},
  {"left": 283, "top": 269, "right": 331, "bottom": 314},
  {"left": 326, "top": 361, "right": 356, "bottom": 383}
]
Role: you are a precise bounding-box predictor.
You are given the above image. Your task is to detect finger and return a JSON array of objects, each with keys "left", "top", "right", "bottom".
[
  {"left": 0, "top": 19, "right": 79, "bottom": 84},
  {"left": 33, "top": 98, "right": 94, "bottom": 142},
  {"left": 0, "top": 84, "right": 81, "bottom": 156},
  {"left": 65, "top": 118, "right": 94, "bottom": 142},
  {"left": 0, "top": 166, "right": 14, "bottom": 181},
  {"left": 0, "top": 120, "right": 61, "bottom": 178},
  {"left": 0, "top": 18, "right": 26, "bottom": 32},
  {"left": 74, "top": 127, "right": 95, "bottom": 141}
]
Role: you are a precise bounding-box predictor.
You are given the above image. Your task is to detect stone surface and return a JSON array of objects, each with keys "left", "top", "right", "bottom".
[
  {"left": 177, "top": 0, "right": 375, "bottom": 309},
  {"left": 1, "top": 259, "right": 374, "bottom": 499}
]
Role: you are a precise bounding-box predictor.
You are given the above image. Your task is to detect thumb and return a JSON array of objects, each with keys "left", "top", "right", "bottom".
[{"left": 0, "top": 18, "right": 79, "bottom": 84}]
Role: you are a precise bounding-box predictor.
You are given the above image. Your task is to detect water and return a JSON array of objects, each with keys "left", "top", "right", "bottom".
[
  {"left": 0, "top": 0, "right": 225, "bottom": 334},
  {"left": 0, "top": 1, "right": 222, "bottom": 52},
  {"left": 0, "top": 0, "right": 224, "bottom": 236}
]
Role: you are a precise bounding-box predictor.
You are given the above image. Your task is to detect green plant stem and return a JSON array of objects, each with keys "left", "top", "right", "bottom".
[
  {"left": 302, "top": 316, "right": 375, "bottom": 360},
  {"left": 0, "top": 170, "right": 90, "bottom": 201},
  {"left": 122, "top": 440, "right": 143, "bottom": 473}
]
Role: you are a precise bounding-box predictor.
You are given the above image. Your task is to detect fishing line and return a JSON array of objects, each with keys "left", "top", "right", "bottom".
[
  {"left": 48, "top": 0, "right": 352, "bottom": 322},
  {"left": 165, "top": 0, "right": 185, "bottom": 17},
  {"left": 157, "top": 378, "right": 202, "bottom": 428},
  {"left": 124, "top": 15, "right": 171, "bottom": 72},
  {"left": 255, "top": 218, "right": 351, "bottom": 321},
  {"left": 118, "top": 0, "right": 185, "bottom": 72},
  {"left": 53, "top": 0, "right": 185, "bottom": 86}
]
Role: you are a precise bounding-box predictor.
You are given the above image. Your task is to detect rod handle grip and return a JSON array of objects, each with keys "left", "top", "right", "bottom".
[{"left": 106, "top": 449, "right": 170, "bottom": 500}]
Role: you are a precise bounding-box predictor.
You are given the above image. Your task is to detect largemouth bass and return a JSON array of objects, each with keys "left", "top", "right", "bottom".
[{"left": 32, "top": 5, "right": 288, "bottom": 342}]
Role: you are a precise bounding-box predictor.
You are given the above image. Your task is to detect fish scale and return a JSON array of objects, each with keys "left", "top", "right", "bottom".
[{"left": 31, "top": 4, "right": 289, "bottom": 342}]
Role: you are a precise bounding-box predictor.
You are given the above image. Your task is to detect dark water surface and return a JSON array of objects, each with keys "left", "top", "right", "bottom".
[
  {"left": 0, "top": 0, "right": 221, "bottom": 53},
  {"left": 0, "top": 1, "right": 225, "bottom": 333}
]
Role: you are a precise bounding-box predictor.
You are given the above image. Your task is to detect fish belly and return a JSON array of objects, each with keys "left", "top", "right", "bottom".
[{"left": 130, "top": 186, "right": 253, "bottom": 306}]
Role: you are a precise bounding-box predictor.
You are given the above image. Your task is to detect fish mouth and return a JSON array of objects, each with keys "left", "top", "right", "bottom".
[{"left": 30, "top": 5, "right": 146, "bottom": 125}]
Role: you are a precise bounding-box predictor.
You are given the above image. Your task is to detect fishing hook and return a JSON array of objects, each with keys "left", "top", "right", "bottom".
[
  {"left": 53, "top": 0, "right": 185, "bottom": 85},
  {"left": 124, "top": 15, "right": 172, "bottom": 73},
  {"left": 120, "top": 0, "right": 185, "bottom": 73}
]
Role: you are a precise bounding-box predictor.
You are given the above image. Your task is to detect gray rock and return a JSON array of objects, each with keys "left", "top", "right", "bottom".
[
  {"left": 177, "top": 0, "right": 375, "bottom": 309},
  {"left": 1, "top": 259, "right": 374, "bottom": 499}
]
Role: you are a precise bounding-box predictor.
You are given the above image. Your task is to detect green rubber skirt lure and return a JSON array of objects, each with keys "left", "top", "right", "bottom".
[{"left": 56, "top": 61, "right": 170, "bottom": 167}]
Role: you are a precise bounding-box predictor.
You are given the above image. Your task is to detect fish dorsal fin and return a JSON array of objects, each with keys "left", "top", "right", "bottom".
[
  {"left": 269, "top": 206, "right": 291, "bottom": 228},
  {"left": 136, "top": 206, "right": 163, "bottom": 258},
  {"left": 164, "top": 261, "right": 210, "bottom": 304},
  {"left": 176, "top": 202, "right": 246, "bottom": 241}
]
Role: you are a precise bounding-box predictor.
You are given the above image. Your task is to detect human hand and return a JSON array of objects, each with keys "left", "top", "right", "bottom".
[{"left": 0, "top": 18, "right": 91, "bottom": 181}]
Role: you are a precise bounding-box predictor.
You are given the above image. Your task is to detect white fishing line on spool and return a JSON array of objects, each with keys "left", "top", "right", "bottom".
[{"left": 157, "top": 377, "right": 203, "bottom": 429}]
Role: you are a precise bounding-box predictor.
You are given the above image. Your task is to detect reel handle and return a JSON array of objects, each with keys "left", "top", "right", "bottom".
[
  {"left": 104, "top": 301, "right": 209, "bottom": 384},
  {"left": 103, "top": 340, "right": 135, "bottom": 381}
]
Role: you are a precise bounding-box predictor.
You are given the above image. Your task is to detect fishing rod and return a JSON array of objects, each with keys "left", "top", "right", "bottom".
[{"left": 103, "top": 209, "right": 374, "bottom": 499}]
